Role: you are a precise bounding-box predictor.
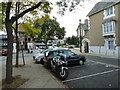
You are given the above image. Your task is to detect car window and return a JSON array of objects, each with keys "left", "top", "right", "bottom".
[
  {"left": 2, "top": 49, "right": 7, "bottom": 51},
  {"left": 48, "top": 51, "right": 54, "bottom": 57},
  {"left": 48, "top": 51, "right": 58, "bottom": 57},
  {"left": 64, "top": 50, "right": 75, "bottom": 56},
  {"left": 58, "top": 50, "right": 64, "bottom": 54},
  {"left": 53, "top": 51, "right": 59, "bottom": 56}
]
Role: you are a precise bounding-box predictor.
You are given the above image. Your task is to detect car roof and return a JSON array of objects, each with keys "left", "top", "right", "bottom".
[{"left": 48, "top": 48, "right": 68, "bottom": 52}]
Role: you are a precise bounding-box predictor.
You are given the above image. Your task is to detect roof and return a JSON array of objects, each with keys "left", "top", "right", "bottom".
[
  {"left": 76, "top": 24, "right": 88, "bottom": 31},
  {"left": 81, "top": 24, "right": 88, "bottom": 30},
  {"left": 87, "top": 0, "right": 120, "bottom": 17}
]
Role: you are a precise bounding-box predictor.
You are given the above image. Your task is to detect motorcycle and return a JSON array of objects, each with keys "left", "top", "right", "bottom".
[{"left": 50, "top": 54, "right": 69, "bottom": 80}]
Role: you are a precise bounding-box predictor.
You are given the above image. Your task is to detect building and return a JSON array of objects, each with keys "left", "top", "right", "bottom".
[
  {"left": 13, "top": 28, "right": 34, "bottom": 53},
  {"left": 0, "top": 31, "right": 7, "bottom": 49},
  {"left": 81, "top": 0, "right": 120, "bottom": 57},
  {"left": 76, "top": 19, "right": 90, "bottom": 53},
  {"left": 0, "top": 29, "right": 34, "bottom": 53}
]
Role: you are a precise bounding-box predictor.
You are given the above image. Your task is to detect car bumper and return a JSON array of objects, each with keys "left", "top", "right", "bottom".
[{"left": 43, "top": 59, "right": 51, "bottom": 67}]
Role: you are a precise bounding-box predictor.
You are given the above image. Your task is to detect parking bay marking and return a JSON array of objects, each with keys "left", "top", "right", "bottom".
[
  {"left": 68, "top": 60, "right": 119, "bottom": 69},
  {"left": 62, "top": 69, "right": 120, "bottom": 83},
  {"left": 88, "top": 60, "right": 120, "bottom": 68}
]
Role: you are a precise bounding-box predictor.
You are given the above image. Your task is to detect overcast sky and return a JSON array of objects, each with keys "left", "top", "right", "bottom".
[
  {"left": 0, "top": 0, "right": 101, "bottom": 37},
  {"left": 50, "top": 0, "right": 102, "bottom": 37}
]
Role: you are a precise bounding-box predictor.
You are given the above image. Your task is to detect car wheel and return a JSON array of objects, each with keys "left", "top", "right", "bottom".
[
  {"left": 35, "top": 59, "right": 38, "bottom": 63},
  {"left": 40, "top": 58, "right": 44, "bottom": 64},
  {"left": 79, "top": 60, "right": 84, "bottom": 65}
]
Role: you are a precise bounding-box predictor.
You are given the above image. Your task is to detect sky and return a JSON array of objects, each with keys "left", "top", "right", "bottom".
[
  {"left": 50, "top": 0, "right": 102, "bottom": 37},
  {"left": 0, "top": 0, "right": 101, "bottom": 37}
]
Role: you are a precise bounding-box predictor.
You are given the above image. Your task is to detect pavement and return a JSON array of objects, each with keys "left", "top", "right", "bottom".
[
  {"left": 70, "top": 48, "right": 119, "bottom": 59},
  {"left": 1, "top": 53, "right": 68, "bottom": 89}
]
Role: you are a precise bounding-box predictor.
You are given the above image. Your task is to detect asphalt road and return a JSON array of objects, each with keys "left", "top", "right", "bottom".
[
  {"left": 61, "top": 55, "right": 120, "bottom": 89},
  {"left": 39, "top": 49, "right": 120, "bottom": 89}
]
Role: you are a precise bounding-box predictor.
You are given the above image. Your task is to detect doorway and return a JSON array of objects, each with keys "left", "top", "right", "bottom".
[{"left": 84, "top": 42, "right": 89, "bottom": 53}]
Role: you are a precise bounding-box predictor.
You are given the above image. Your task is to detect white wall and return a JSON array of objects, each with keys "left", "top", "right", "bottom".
[
  {"left": 90, "top": 46, "right": 119, "bottom": 58},
  {"left": 13, "top": 42, "right": 34, "bottom": 53}
]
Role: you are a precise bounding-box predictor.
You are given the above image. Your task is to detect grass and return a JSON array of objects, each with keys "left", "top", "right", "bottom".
[{"left": 2, "top": 75, "right": 29, "bottom": 89}]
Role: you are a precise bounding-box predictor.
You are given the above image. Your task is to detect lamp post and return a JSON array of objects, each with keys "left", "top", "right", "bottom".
[{"left": 79, "top": 19, "right": 82, "bottom": 52}]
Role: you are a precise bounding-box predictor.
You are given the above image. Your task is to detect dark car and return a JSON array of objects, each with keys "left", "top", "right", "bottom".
[
  {"left": 43, "top": 48, "right": 86, "bottom": 67},
  {"left": 0, "top": 49, "right": 7, "bottom": 56}
]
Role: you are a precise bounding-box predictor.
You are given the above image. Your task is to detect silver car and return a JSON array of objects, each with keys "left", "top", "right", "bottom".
[{"left": 33, "top": 49, "right": 51, "bottom": 64}]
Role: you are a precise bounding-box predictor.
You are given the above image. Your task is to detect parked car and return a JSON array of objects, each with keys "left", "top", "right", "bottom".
[
  {"left": 0, "top": 49, "right": 7, "bottom": 56},
  {"left": 33, "top": 49, "right": 52, "bottom": 64},
  {"left": 43, "top": 48, "right": 86, "bottom": 67},
  {"left": 33, "top": 52, "right": 41, "bottom": 61}
]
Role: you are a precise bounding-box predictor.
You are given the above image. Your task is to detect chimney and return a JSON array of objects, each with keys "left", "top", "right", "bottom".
[{"left": 85, "top": 19, "right": 88, "bottom": 28}]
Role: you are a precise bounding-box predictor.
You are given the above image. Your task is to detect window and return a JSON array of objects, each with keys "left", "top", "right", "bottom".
[
  {"left": 106, "top": 7, "right": 113, "bottom": 16},
  {"left": 104, "top": 7, "right": 115, "bottom": 19},
  {"left": 108, "top": 40, "right": 114, "bottom": 50},
  {"left": 64, "top": 50, "right": 75, "bottom": 56},
  {"left": 102, "top": 21, "right": 115, "bottom": 36}
]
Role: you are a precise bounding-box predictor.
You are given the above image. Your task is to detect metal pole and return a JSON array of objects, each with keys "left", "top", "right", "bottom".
[{"left": 79, "top": 19, "right": 82, "bottom": 52}]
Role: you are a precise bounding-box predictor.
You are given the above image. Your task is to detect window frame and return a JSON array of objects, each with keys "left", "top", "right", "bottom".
[
  {"left": 108, "top": 40, "right": 115, "bottom": 50},
  {"left": 102, "top": 21, "right": 115, "bottom": 36},
  {"left": 104, "top": 6, "right": 115, "bottom": 19}
]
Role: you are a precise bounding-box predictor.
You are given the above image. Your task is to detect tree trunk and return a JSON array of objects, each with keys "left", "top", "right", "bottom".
[
  {"left": 5, "top": 1, "right": 43, "bottom": 84},
  {"left": 15, "top": 22, "right": 19, "bottom": 67},
  {"left": 15, "top": 2, "right": 20, "bottom": 67},
  {"left": 6, "top": 21, "right": 13, "bottom": 84}
]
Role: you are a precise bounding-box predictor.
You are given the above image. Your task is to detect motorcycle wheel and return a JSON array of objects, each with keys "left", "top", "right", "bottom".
[{"left": 57, "top": 69, "right": 68, "bottom": 81}]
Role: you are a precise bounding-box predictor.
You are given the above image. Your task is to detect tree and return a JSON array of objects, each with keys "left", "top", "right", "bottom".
[
  {"left": 19, "top": 23, "right": 40, "bottom": 38},
  {"left": 3, "top": 0, "right": 86, "bottom": 84},
  {"left": 4, "top": 1, "right": 51, "bottom": 84},
  {"left": 56, "top": 0, "right": 85, "bottom": 15},
  {"left": 14, "top": 2, "right": 20, "bottom": 67},
  {"left": 66, "top": 35, "right": 79, "bottom": 47},
  {"left": 33, "top": 15, "right": 66, "bottom": 48}
]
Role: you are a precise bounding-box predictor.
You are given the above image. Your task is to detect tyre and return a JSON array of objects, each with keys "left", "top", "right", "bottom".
[
  {"left": 79, "top": 60, "right": 84, "bottom": 65},
  {"left": 57, "top": 69, "right": 68, "bottom": 81},
  {"left": 40, "top": 58, "right": 44, "bottom": 64},
  {"left": 35, "top": 59, "right": 38, "bottom": 63}
]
